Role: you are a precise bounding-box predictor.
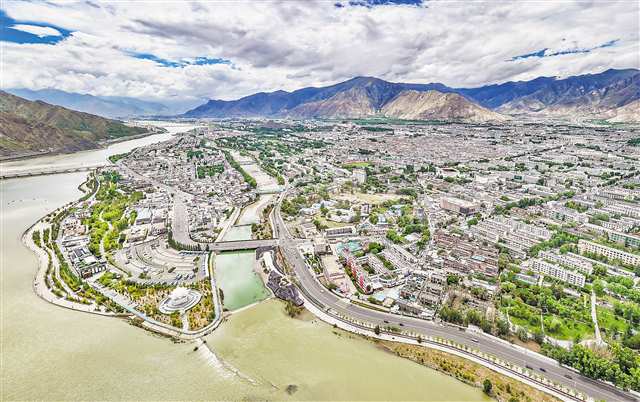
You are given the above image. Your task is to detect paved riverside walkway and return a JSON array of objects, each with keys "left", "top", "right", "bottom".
[{"left": 24, "top": 222, "right": 114, "bottom": 317}]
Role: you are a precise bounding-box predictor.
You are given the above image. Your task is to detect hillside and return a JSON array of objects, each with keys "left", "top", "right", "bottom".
[
  {"left": 0, "top": 91, "right": 149, "bottom": 159},
  {"left": 606, "top": 100, "right": 640, "bottom": 123},
  {"left": 381, "top": 90, "right": 506, "bottom": 122},
  {"left": 184, "top": 68, "right": 639, "bottom": 122},
  {"left": 492, "top": 69, "right": 639, "bottom": 119}
]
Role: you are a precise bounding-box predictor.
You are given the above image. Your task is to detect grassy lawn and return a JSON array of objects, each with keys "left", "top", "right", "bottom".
[
  {"left": 318, "top": 216, "right": 352, "bottom": 228},
  {"left": 504, "top": 306, "right": 594, "bottom": 341},
  {"left": 597, "top": 306, "right": 629, "bottom": 338},
  {"left": 342, "top": 161, "right": 371, "bottom": 169}
]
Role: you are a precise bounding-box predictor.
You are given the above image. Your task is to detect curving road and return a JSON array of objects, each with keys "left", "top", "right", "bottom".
[{"left": 273, "top": 195, "right": 636, "bottom": 402}]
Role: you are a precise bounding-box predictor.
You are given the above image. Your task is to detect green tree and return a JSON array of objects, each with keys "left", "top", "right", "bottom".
[{"left": 482, "top": 379, "right": 493, "bottom": 395}]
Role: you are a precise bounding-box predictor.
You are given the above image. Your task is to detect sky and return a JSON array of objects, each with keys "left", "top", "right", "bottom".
[{"left": 1, "top": 0, "right": 638, "bottom": 105}]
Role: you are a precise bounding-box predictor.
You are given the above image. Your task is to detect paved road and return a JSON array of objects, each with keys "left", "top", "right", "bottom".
[
  {"left": 118, "top": 161, "right": 197, "bottom": 247},
  {"left": 273, "top": 198, "right": 636, "bottom": 402}
]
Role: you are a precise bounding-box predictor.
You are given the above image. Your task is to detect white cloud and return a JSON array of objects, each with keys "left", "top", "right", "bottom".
[
  {"left": 1, "top": 1, "right": 638, "bottom": 103},
  {"left": 11, "top": 24, "right": 62, "bottom": 37}
]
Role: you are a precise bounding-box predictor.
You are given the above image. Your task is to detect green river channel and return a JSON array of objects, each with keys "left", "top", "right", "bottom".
[{"left": 0, "top": 125, "right": 488, "bottom": 401}]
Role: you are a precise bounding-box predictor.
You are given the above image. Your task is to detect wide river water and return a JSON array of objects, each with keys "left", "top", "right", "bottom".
[{"left": 0, "top": 125, "right": 488, "bottom": 401}]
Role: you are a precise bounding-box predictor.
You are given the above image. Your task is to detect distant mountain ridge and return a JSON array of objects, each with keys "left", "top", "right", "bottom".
[
  {"left": 185, "top": 76, "right": 500, "bottom": 121},
  {"left": 5, "top": 88, "right": 171, "bottom": 119},
  {"left": 184, "top": 68, "right": 639, "bottom": 122},
  {"left": 0, "top": 91, "right": 149, "bottom": 159}
]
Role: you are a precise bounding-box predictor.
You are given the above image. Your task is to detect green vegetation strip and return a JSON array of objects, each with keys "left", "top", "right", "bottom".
[{"left": 223, "top": 150, "right": 257, "bottom": 188}]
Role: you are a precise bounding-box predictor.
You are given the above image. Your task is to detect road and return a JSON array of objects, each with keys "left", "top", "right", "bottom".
[
  {"left": 117, "top": 161, "right": 196, "bottom": 247},
  {"left": 273, "top": 194, "right": 636, "bottom": 402}
]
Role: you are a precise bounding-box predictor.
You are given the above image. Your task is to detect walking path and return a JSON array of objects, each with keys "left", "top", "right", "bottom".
[
  {"left": 591, "top": 290, "right": 603, "bottom": 345},
  {"left": 24, "top": 222, "right": 114, "bottom": 317}
]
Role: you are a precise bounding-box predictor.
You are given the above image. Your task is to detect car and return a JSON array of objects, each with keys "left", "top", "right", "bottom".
[
  {"left": 383, "top": 320, "right": 389, "bottom": 324},
  {"left": 540, "top": 367, "right": 547, "bottom": 372},
  {"left": 564, "top": 374, "right": 573, "bottom": 380},
  {"left": 525, "top": 365, "right": 533, "bottom": 370},
  {"left": 471, "top": 338, "right": 479, "bottom": 343},
  {"left": 399, "top": 323, "right": 404, "bottom": 327}
]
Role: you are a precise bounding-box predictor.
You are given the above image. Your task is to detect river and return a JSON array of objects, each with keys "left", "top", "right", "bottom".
[
  {"left": 0, "top": 124, "right": 488, "bottom": 401},
  {"left": 216, "top": 151, "right": 277, "bottom": 311}
]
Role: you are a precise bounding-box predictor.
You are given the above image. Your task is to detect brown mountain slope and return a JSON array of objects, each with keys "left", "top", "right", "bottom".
[
  {"left": 0, "top": 91, "right": 148, "bottom": 158},
  {"left": 496, "top": 71, "right": 639, "bottom": 121},
  {"left": 286, "top": 87, "right": 378, "bottom": 119},
  {"left": 607, "top": 100, "right": 640, "bottom": 123},
  {"left": 381, "top": 90, "right": 507, "bottom": 122}
]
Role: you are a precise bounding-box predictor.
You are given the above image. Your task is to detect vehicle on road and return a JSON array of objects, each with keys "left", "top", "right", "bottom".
[{"left": 540, "top": 368, "right": 547, "bottom": 372}]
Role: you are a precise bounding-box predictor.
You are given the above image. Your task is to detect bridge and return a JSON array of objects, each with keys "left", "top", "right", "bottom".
[
  {"left": 1, "top": 163, "right": 105, "bottom": 180},
  {"left": 257, "top": 187, "right": 285, "bottom": 194},
  {"left": 210, "top": 238, "right": 277, "bottom": 252}
]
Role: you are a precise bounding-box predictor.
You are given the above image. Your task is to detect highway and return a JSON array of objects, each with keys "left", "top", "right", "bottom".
[{"left": 273, "top": 196, "right": 636, "bottom": 402}]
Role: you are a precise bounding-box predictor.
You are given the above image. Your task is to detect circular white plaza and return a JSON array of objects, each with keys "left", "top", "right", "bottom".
[{"left": 159, "top": 287, "right": 202, "bottom": 314}]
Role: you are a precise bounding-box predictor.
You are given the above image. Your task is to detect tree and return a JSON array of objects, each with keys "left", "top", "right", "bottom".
[
  {"left": 593, "top": 280, "right": 605, "bottom": 297},
  {"left": 533, "top": 330, "right": 545, "bottom": 344},
  {"left": 483, "top": 379, "right": 493, "bottom": 395},
  {"left": 369, "top": 213, "right": 379, "bottom": 225},
  {"left": 517, "top": 327, "right": 529, "bottom": 342},
  {"left": 496, "top": 319, "right": 510, "bottom": 337},
  {"left": 374, "top": 325, "right": 381, "bottom": 335}
]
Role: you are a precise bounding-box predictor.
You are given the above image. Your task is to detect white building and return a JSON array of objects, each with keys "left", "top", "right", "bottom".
[
  {"left": 352, "top": 168, "right": 367, "bottom": 184},
  {"left": 530, "top": 258, "right": 586, "bottom": 288},
  {"left": 578, "top": 239, "right": 640, "bottom": 267}
]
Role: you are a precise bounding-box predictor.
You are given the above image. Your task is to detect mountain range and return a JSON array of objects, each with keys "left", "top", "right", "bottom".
[
  {"left": 0, "top": 91, "right": 149, "bottom": 159},
  {"left": 184, "top": 68, "right": 639, "bottom": 122},
  {"left": 4, "top": 88, "right": 200, "bottom": 119}
]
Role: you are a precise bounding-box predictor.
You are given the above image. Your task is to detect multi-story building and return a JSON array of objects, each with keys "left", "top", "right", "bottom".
[
  {"left": 530, "top": 258, "right": 586, "bottom": 287},
  {"left": 538, "top": 250, "right": 594, "bottom": 275},
  {"left": 352, "top": 168, "right": 367, "bottom": 184},
  {"left": 584, "top": 223, "right": 640, "bottom": 249},
  {"left": 578, "top": 239, "right": 640, "bottom": 267},
  {"left": 440, "top": 197, "right": 479, "bottom": 216},
  {"left": 325, "top": 226, "right": 356, "bottom": 238},
  {"left": 345, "top": 253, "right": 373, "bottom": 294}
]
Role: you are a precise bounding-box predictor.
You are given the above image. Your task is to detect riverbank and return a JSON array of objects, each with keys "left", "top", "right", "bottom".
[
  {"left": 298, "top": 289, "right": 587, "bottom": 402},
  {"left": 379, "top": 341, "right": 560, "bottom": 402},
  {"left": 23, "top": 221, "right": 118, "bottom": 317}
]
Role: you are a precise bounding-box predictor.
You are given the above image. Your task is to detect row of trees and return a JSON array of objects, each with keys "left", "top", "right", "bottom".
[
  {"left": 222, "top": 150, "right": 257, "bottom": 188},
  {"left": 542, "top": 343, "right": 640, "bottom": 391},
  {"left": 167, "top": 230, "right": 209, "bottom": 251}
]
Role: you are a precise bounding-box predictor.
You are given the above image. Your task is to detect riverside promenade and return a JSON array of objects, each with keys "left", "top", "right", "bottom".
[{"left": 24, "top": 221, "right": 115, "bottom": 317}]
